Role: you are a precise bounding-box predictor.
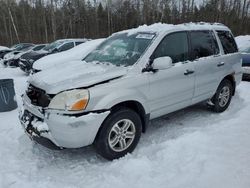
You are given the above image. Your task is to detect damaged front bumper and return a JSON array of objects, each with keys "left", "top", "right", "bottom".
[{"left": 19, "top": 94, "right": 110, "bottom": 149}]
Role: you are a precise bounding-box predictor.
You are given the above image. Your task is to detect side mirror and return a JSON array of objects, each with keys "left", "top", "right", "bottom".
[{"left": 152, "top": 56, "right": 173, "bottom": 70}]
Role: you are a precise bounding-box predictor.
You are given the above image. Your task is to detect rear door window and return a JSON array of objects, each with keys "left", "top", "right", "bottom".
[
  {"left": 152, "top": 32, "right": 189, "bottom": 63},
  {"left": 190, "top": 30, "right": 219, "bottom": 60},
  {"left": 216, "top": 30, "right": 238, "bottom": 54}
]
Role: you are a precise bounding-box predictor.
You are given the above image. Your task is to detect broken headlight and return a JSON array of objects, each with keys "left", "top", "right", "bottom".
[{"left": 48, "top": 89, "right": 89, "bottom": 111}]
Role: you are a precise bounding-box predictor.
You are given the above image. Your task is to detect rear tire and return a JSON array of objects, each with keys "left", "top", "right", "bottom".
[
  {"left": 211, "top": 79, "right": 233, "bottom": 113},
  {"left": 94, "top": 107, "right": 142, "bottom": 160}
]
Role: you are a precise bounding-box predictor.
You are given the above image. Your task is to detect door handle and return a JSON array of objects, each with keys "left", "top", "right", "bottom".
[
  {"left": 217, "top": 62, "right": 225, "bottom": 67},
  {"left": 184, "top": 69, "right": 195, "bottom": 75}
]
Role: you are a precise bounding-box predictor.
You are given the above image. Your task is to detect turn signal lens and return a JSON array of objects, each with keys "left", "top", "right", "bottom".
[{"left": 70, "top": 99, "right": 88, "bottom": 111}]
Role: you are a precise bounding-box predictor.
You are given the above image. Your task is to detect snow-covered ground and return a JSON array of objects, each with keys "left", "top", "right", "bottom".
[{"left": 0, "top": 67, "right": 250, "bottom": 188}]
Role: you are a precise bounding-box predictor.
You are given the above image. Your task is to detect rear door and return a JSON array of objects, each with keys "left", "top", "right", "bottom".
[
  {"left": 216, "top": 30, "right": 241, "bottom": 84},
  {"left": 189, "top": 30, "right": 224, "bottom": 104}
]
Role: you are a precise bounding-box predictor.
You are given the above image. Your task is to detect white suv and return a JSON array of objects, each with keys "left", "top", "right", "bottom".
[{"left": 19, "top": 23, "right": 242, "bottom": 160}]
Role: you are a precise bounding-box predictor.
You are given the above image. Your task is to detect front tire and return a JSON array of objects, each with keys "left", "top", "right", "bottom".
[
  {"left": 94, "top": 107, "right": 142, "bottom": 160},
  {"left": 211, "top": 79, "right": 233, "bottom": 113}
]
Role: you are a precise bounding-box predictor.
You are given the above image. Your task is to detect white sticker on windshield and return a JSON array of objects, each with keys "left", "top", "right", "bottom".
[{"left": 136, "top": 34, "right": 155, "bottom": 40}]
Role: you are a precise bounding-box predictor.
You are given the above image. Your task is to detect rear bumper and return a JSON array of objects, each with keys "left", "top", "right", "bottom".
[
  {"left": 243, "top": 74, "right": 250, "bottom": 80},
  {"left": 19, "top": 94, "right": 110, "bottom": 149},
  {"left": 242, "top": 67, "right": 250, "bottom": 80}
]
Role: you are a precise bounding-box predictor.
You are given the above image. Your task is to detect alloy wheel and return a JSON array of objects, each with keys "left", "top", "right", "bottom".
[{"left": 108, "top": 119, "right": 136, "bottom": 152}]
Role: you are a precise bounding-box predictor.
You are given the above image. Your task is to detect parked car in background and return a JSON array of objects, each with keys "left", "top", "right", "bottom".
[
  {"left": 0, "top": 43, "right": 33, "bottom": 60},
  {"left": 0, "top": 46, "right": 11, "bottom": 65},
  {"left": 235, "top": 35, "right": 250, "bottom": 80},
  {"left": 19, "top": 39, "right": 88, "bottom": 73},
  {"left": 2, "top": 43, "right": 34, "bottom": 66},
  {"left": 4, "top": 44, "right": 47, "bottom": 67},
  {"left": 241, "top": 48, "right": 250, "bottom": 80},
  {"left": 19, "top": 23, "right": 242, "bottom": 160},
  {"left": 0, "top": 46, "right": 10, "bottom": 51},
  {"left": 31, "top": 39, "right": 105, "bottom": 73},
  {"left": 0, "top": 44, "right": 22, "bottom": 59}
]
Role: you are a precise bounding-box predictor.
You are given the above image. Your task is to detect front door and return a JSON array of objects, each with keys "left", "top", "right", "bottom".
[{"left": 146, "top": 31, "right": 195, "bottom": 119}]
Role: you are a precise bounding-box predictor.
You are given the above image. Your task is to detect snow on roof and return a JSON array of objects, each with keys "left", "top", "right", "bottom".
[
  {"left": 116, "top": 22, "right": 229, "bottom": 36},
  {"left": 56, "top": 38, "right": 88, "bottom": 43},
  {"left": 235, "top": 35, "right": 250, "bottom": 51}
]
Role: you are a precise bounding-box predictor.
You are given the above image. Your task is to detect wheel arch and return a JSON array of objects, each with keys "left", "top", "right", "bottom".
[
  {"left": 223, "top": 74, "right": 236, "bottom": 96},
  {"left": 110, "top": 100, "right": 149, "bottom": 133},
  {"left": 95, "top": 100, "right": 149, "bottom": 144}
]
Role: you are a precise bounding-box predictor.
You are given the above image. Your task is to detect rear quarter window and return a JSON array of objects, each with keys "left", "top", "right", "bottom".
[{"left": 216, "top": 30, "right": 238, "bottom": 54}]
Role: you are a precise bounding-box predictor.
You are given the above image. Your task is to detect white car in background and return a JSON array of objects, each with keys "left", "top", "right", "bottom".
[
  {"left": 19, "top": 39, "right": 88, "bottom": 73},
  {"left": 0, "top": 46, "right": 10, "bottom": 51},
  {"left": 32, "top": 39, "right": 105, "bottom": 73},
  {"left": 2, "top": 43, "right": 34, "bottom": 67},
  {"left": 0, "top": 46, "right": 11, "bottom": 66}
]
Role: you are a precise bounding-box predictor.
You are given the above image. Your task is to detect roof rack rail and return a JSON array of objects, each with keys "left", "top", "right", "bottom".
[
  {"left": 184, "top": 22, "right": 225, "bottom": 26},
  {"left": 211, "top": 22, "right": 225, "bottom": 26}
]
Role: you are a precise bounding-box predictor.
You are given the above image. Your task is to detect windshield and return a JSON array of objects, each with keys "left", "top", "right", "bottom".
[
  {"left": 20, "top": 46, "right": 33, "bottom": 52},
  {"left": 32, "top": 45, "right": 45, "bottom": 51},
  {"left": 84, "top": 33, "right": 155, "bottom": 66},
  {"left": 10, "top": 44, "right": 20, "bottom": 49},
  {"left": 43, "top": 41, "right": 64, "bottom": 51}
]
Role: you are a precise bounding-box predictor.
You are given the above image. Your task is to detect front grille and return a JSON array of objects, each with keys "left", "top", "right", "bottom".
[{"left": 26, "top": 85, "right": 52, "bottom": 108}]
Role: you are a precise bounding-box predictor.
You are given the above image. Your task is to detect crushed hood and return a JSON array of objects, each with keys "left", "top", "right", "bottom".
[{"left": 28, "top": 61, "right": 127, "bottom": 94}]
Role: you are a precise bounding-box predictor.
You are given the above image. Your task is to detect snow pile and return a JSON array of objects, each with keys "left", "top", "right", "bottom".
[
  {"left": 0, "top": 46, "right": 10, "bottom": 51},
  {"left": 235, "top": 35, "right": 250, "bottom": 51},
  {"left": 33, "top": 39, "right": 105, "bottom": 71},
  {"left": 0, "top": 67, "right": 28, "bottom": 95},
  {"left": 0, "top": 65, "right": 250, "bottom": 188}
]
